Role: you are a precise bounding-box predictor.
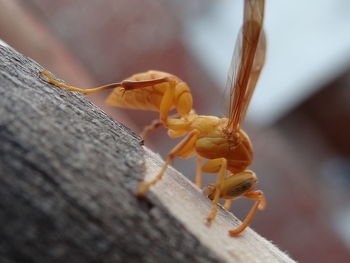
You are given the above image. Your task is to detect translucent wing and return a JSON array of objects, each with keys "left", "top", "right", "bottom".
[
  {"left": 240, "top": 29, "right": 266, "bottom": 122},
  {"left": 226, "top": 0, "right": 265, "bottom": 133}
]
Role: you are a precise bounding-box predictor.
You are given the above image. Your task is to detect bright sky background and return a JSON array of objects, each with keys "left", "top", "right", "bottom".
[{"left": 183, "top": 0, "right": 350, "bottom": 126}]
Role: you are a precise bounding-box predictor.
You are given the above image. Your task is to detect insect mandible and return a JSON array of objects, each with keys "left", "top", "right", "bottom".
[{"left": 39, "top": 0, "right": 266, "bottom": 236}]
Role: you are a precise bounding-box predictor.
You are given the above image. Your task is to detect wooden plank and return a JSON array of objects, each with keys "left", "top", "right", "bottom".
[{"left": 0, "top": 42, "right": 296, "bottom": 263}]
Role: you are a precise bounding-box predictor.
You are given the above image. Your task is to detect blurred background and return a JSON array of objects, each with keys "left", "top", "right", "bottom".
[{"left": 1, "top": 0, "right": 350, "bottom": 261}]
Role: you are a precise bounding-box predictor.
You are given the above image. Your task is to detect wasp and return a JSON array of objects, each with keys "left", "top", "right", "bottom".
[{"left": 40, "top": 0, "right": 266, "bottom": 236}]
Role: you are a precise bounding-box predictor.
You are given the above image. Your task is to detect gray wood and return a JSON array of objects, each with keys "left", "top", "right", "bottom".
[
  {"left": 0, "top": 42, "right": 296, "bottom": 263},
  {"left": 0, "top": 43, "right": 220, "bottom": 263}
]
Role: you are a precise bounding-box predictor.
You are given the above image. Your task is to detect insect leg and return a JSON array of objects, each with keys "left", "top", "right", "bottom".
[
  {"left": 39, "top": 71, "right": 121, "bottom": 94},
  {"left": 40, "top": 71, "right": 173, "bottom": 95},
  {"left": 195, "top": 156, "right": 203, "bottom": 188},
  {"left": 140, "top": 119, "right": 163, "bottom": 139},
  {"left": 207, "top": 158, "right": 227, "bottom": 224},
  {"left": 244, "top": 190, "right": 266, "bottom": 209},
  {"left": 223, "top": 200, "right": 232, "bottom": 210},
  {"left": 140, "top": 113, "right": 181, "bottom": 139},
  {"left": 136, "top": 129, "right": 200, "bottom": 197},
  {"left": 228, "top": 190, "right": 265, "bottom": 236}
]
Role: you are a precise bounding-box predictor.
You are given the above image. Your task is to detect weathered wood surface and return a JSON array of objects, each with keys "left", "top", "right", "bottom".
[{"left": 0, "top": 42, "right": 296, "bottom": 263}]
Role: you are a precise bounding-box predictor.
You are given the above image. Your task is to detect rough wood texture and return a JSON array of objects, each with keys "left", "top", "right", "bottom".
[{"left": 0, "top": 42, "right": 296, "bottom": 263}]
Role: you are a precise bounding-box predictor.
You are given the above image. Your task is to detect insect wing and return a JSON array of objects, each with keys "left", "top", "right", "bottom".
[
  {"left": 226, "top": 0, "right": 265, "bottom": 132},
  {"left": 223, "top": 27, "right": 243, "bottom": 121},
  {"left": 240, "top": 29, "right": 266, "bottom": 122},
  {"left": 224, "top": 28, "right": 243, "bottom": 129}
]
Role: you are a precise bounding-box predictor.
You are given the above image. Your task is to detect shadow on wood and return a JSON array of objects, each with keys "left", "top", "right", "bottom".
[{"left": 0, "top": 42, "right": 295, "bottom": 263}]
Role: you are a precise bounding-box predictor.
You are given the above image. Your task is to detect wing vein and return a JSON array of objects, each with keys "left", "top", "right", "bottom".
[{"left": 225, "top": 0, "right": 266, "bottom": 133}]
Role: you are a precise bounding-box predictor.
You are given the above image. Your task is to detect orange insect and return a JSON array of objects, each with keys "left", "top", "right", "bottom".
[{"left": 39, "top": 0, "right": 266, "bottom": 236}]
